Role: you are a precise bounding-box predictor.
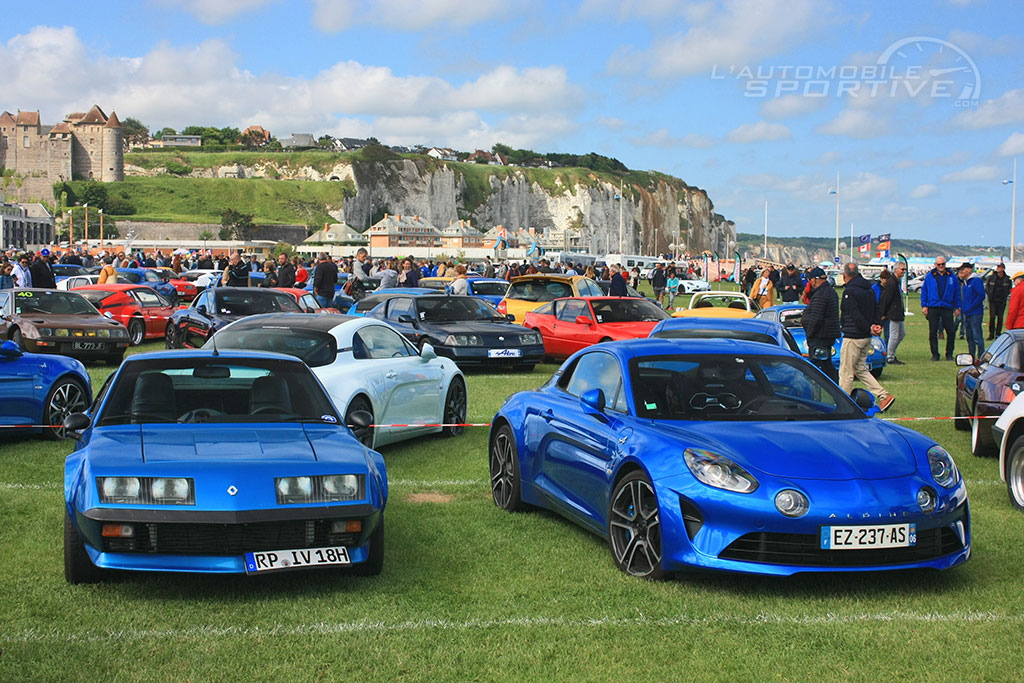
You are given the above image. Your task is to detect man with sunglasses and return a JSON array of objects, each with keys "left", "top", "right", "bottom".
[{"left": 921, "top": 256, "right": 961, "bottom": 361}]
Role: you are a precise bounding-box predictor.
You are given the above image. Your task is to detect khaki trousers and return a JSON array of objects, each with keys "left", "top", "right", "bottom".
[{"left": 839, "top": 336, "right": 888, "bottom": 398}]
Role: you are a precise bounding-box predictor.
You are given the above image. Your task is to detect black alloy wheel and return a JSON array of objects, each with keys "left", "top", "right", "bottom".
[
  {"left": 43, "top": 377, "right": 89, "bottom": 440},
  {"left": 608, "top": 470, "right": 665, "bottom": 579},
  {"left": 345, "top": 397, "right": 375, "bottom": 448},
  {"left": 442, "top": 377, "right": 467, "bottom": 437},
  {"left": 11, "top": 328, "right": 25, "bottom": 350},
  {"left": 165, "top": 322, "right": 179, "bottom": 349},
  {"left": 489, "top": 424, "right": 524, "bottom": 511},
  {"left": 127, "top": 318, "right": 145, "bottom": 346}
]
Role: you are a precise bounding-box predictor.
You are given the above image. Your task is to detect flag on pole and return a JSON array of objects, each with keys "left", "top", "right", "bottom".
[
  {"left": 876, "top": 233, "right": 891, "bottom": 251},
  {"left": 877, "top": 249, "right": 890, "bottom": 258},
  {"left": 858, "top": 234, "right": 871, "bottom": 254}
]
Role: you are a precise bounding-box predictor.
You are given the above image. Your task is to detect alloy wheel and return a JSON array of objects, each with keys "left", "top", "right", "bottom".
[
  {"left": 609, "top": 476, "right": 662, "bottom": 577},
  {"left": 443, "top": 379, "right": 467, "bottom": 437},
  {"left": 47, "top": 380, "right": 88, "bottom": 440},
  {"left": 489, "top": 430, "right": 517, "bottom": 509},
  {"left": 1010, "top": 446, "right": 1024, "bottom": 510}
]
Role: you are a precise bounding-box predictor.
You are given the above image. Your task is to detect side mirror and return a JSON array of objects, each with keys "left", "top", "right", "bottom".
[
  {"left": 62, "top": 412, "right": 91, "bottom": 439},
  {"left": 506, "top": 314, "right": 516, "bottom": 322},
  {"left": 955, "top": 353, "right": 974, "bottom": 367},
  {"left": 580, "top": 388, "right": 606, "bottom": 416},
  {"left": 575, "top": 315, "right": 594, "bottom": 326},
  {"left": 0, "top": 339, "right": 23, "bottom": 358},
  {"left": 420, "top": 342, "right": 437, "bottom": 361},
  {"left": 102, "top": 311, "right": 113, "bottom": 319},
  {"left": 347, "top": 410, "right": 373, "bottom": 430},
  {"left": 197, "top": 305, "right": 208, "bottom": 316},
  {"left": 397, "top": 314, "right": 416, "bottom": 324},
  {"left": 850, "top": 388, "right": 874, "bottom": 412}
]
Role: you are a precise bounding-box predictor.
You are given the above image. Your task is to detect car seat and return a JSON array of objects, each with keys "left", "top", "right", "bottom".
[
  {"left": 131, "top": 373, "right": 177, "bottom": 422},
  {"left": 250, "top": 375, "right": 292, "bottom": 414}
]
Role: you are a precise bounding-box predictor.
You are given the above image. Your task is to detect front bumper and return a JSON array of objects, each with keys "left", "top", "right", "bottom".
[
  {"left": 26, "top": 338, "right": 128, "bottom": 359},
  {"left": 435, "top": 344, "right": 546, "bottom": 367}
]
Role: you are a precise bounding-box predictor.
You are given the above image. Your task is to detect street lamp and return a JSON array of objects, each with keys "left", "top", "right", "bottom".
[
  {"left": 1005, "top": 158, "right": 1017, "bottom": 261},
  {"left": 82, "top": 203, "right": 89, "bottom": 244}
]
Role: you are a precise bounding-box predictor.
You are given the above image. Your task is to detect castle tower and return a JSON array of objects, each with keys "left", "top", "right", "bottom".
[{"left": 101, "top": 111, "right": 124, "bottom": 182}]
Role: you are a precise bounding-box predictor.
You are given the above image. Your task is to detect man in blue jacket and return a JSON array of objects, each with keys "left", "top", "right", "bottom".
[
  {"left": 958, "top": 262, "right": 986, "bottom": 358},
  {"left": 921, "top": 256, "right": 961, "bottom": 361}
]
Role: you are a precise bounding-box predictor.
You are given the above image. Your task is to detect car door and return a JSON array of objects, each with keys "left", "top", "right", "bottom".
[
  {"left": 978, "top": 339, "right": 1024, "bottom": 407},
  {"left": 963, "top": 335, "right": 1009, "bottom": 405},
  {"left": 184, "top": 291, "right": 214, "bottom": 348},
  {"left": 384, "top": 297, "right": 419, "bottom": 343},
  {"left": 552, "top": 299, "right": 596, "bottom": 357},
  {"left": 131, "top": 287, "right": 174, "bottom": 337},
  {"left": 0, "top": 343, "right": 38, "bottom": 426},
  {"left": 530, "top": 350, "right": 632, "bottom": 533}
]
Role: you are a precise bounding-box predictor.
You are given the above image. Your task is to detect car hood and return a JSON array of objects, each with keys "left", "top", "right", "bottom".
[
  {"left": 597, "top": 321, "right": 662, "bottom": 337},
  {"left": 659, "top": 419, "right": 917, "bottom": 480},
  {"left": 86, "top": 425, "right": 332, "bottom": 464},
  {"left": 15, "top": 313, "right": 124, "bottom": 329},
  {"left": 424, "top": 320, "right": 530, "bottom": 336}
]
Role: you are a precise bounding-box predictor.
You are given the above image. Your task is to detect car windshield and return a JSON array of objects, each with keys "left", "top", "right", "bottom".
[
  {"left": 76, "top": 290, "right": 111, "bottom": 307},
  {"left": 54, "top": 265, "right": 88, "bottom": 275},
  {"left": 209, "top": 327, "right": 337, "bottom": 367},
  {"left": 507, "top": 279, "right": 573, "bottom": 302},
  {"left": 420, "top": 280, "right": 448, "bottom": 290},
  {"left": 591, "top": 299, "right": 669, "bottom": 323},
  {"left": 470, "top": 281, "right": 508, "bottom": 296},
  {"left": 12, "top": 290, "right": 98, "bottom": 315},
  {"left": 651, "top": 328, "right": 779, "bottom": 346},
  {"left": 97, "top": 357, "right": 340, "bottom": 425},
  {"left": 212, "top": 290, "right": 301, "bottom": 315},
  {"left": 777, "top": 309, "right": 803, "bottom": 328},
  {"left": 630, "top": 353, "right": 862, "bottom": 422},
  {"left": 418, "top": 297, "right": 502, "bottom": 322},
  {"left": 691, "top": 295, "right": 750, "bottom": 310},
  {"left": 151, "top": 268, "right": 177, "bottom": 279}
]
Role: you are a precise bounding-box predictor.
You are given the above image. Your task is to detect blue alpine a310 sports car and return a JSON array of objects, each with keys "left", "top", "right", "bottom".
[
  {"left": 62, "top": 349, "right": 387, "bottom": 583},
  {"left": 0, "top": 340, "right": 91, "bottom": 440},
  {"left": 489, "top": 338, "right": 970, "bottom": 578}
]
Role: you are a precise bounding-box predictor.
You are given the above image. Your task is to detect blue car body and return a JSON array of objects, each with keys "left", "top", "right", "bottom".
[
  {"left": 51, "top": 264, "right": 91, "bottom": 283},
  {"left": 63, "top": 349, "right": 387, "bottom": 579},
  {"left": 420, "top": 277, "right": 510, "bottom": 306},
  {"left": 649, "top": 317, "right": 800, "bottom": 353},
  {"left": 490, "top": 338, "right": 970, "bottom": 576},
  {"left": 116, "top": 268, "right": 178, "bottom": 302},
  {"left": 0, "top": 341, "right": 92, "bottom": 438},
  {"left": 756, "top": 304, "right": 887, "bottom": 377},
  {"left": 345, "top": 288, "right": 436, "bottom": 315}
]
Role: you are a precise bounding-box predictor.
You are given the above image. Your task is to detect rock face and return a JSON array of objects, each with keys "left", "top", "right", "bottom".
[{"left": 126, "top": 157, "right": 735, "bottom": 255}]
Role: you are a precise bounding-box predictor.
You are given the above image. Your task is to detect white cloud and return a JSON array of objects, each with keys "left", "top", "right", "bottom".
[
  {"left": 760, "top": 95, "right": 826, "bottom": 120},
  {"left": 631, "top": 128, "right": 715, "bottom": 148},
  {"left": 953, "top": 89, "right": 1024, "bottom": 129},
  {"left": 997, "top": 132, "right": 1024, "bottom": 157},
  {"left": 310, "top": 0, "right": 510, "bottom": 32},
  {"left": 607, "top": 0, "right": 828, "bottom": 78},
  {"left": 311, "top": 0, "right": 359, "bottom": 32},
  {"left": 805, "top": 150, "right": 841, "bottom": 166},
  {"left": 153, "top": 0, "right": 278, "bottom": 25},
  {"left": 816, "top": 109, "right": 889, "bottom": 139},
  {"left": 909, "top": 184, "right": 938, "bottom": 199},
  {"left": 947, "top": 29, "right": 1019, "bottom": 56},
  {"left": 941, "top": 164, "right": 1002, "bottom": 182},
  {"left": 725, "top": 121, "right": 792, "bottom": 143},
  {"left": 580, "top": 0, "right": 715, "bottom": 23},
  {"left": 841, "top": 172, "right": 897, "bottom": 201}
]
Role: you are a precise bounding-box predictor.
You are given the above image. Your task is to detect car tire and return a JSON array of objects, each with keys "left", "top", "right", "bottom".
[
  {"left": 1007, "top": 436, "right": 1024, "bottom": 512},
  {"left": 518, "top": 364, "right": 536, "bottom": 373},
  {"left": 608, "top": 470, "right": 666, "bottom": 580},
  {"left": 442, "top": 376, "right": 467, "bottom": 437},
  {"left": 345, "top": 396, "right": 375, "bottom": 448},
  {"left": 165, "top": 322, "right": 179, "bottom": 349},
  {"left": 127, "top": 318, "right": 145, "bottom": 346},
  {"left": 10, "top": 328, "right": 24, "bottom": 350},
  {"left": 971, "top": 403, "right": 996, "bottom": 457},
  {"left": 351, "top": 515, "right": 384, "bottom": 576},
  {"left": 489, "top": 423, "right": 524, "bottom": 511},
  {"left": 870, "top": 367, "right": 883, "bottom": 379},
  {"left": 42, "top": 377, "right": 89, "bottom": 441},
  {"left": 954, "top": 396, "right": 969, "bottom": 431},
  {"left": 104, "top": 355, "right": 123, "bottom": 367},
  {"left": 64, "top": 510, "right": 105, "bottom": 584}
]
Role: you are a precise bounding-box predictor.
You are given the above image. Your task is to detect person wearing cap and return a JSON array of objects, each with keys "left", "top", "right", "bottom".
[
  {"left": 1005, "top": 272, "right": 1024, "bottom": 330},
  {"left": 958, "top": 262, "right": 986, "bottom": 358},
  {"left": 779, "top": 263, "right": 803, "bottom": 303},
  {"left": 839, "top": 262, "right": 895, "bottom": 412},
  {"left": 801, "top": 266, "right": 841, "bottom": 383},
  {"left": 986, "top": 262, "right": 1012, "bottom": 339},
  {"left": 29, "top": 251, "right": 56, "bottom": 289},
  {"left": 921, "top": 256, "right": 961, "bottom": 361}
]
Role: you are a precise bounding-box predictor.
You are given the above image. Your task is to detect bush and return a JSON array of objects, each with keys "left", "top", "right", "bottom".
[{"left": 164, "top": 160, "right": 193, "bottom": 176}]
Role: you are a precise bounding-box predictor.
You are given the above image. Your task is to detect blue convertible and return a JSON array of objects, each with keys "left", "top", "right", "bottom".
[
  {"left": 0, "top": 341, "right": 91, "bottom": 440},
  {"left": 489, "top": 339, "right": 970, "bottom": 577},
  {"left": 62, "top": 349, "right": 387, "bottom": 583}
]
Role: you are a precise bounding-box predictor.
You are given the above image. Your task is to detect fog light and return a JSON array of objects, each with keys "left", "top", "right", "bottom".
[
  {"left": 775, "top": 489, "right": 809, "bottom": 518},
  {"left": 331, "top": 520, "right": 362, "bottom": 533},
  {"left": 917, "top": 487, "right": 937, "bottom": 514},
  {"left": 101, "top": 524, "right": 134, "bottom": 538}
]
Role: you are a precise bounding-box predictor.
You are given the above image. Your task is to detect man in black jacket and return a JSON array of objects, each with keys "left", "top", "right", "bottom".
[
  {"left": 608, "top": 264, "right": 628, "bottom": 296},
  {"left": 313, "top": 253, "right": 338, "bottom": 307},
  {"left": 29, "top": 251, "right": 56, "bottom": 289},
  {"left": 801, "top": 267, "right": 841, "bottom": 382},
  {"left": 650, "top": 263, "right": 667, "bottom": 305},
  {"left": 275, "top": 252, "right": 296, "bottom": 288},
  {"left": 986, "top": 262, "right": 1012, "bottom": 339},
  {"left": 839, "top": 262, "right": 895, "bottom": 411},
  {"left": 779, "top": 263, "right": 803, "bottom": 302},
  {"left": 879, "top": 263, "right": 906, "bottom": 364}
]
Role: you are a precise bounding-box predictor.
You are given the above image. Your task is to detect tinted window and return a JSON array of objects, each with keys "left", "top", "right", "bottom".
[
  {"left": 651, "top": 328, "right": 780, "bottom": 346},
  {"left": 12, "top": 291, "right": 97, "bottom": 315},
  {"left": 417, "top": 297, "right": 499, "bottom": 322},
  {"left": 992, "top": 340, "right": 1020, "bottom": 369},
  {"left": 469, "top": 281, "right": 508, "bottom": 296},
  {"left": 419, "top": 279, "right": 448, "bottom": 290},
  {"left": 355, "top": 294, "right": 388, "bottom": 314},
  {"left": 565, "top": 352, "right": 625, "bottom": 411},
  {"left": 299, "top": 294, "right": 320, "bottom": 312},
  {"left": 557, "top": 299, "right": 589, "bottom": 322},
  {"left": 212, "top": 290, "right": 300, "bottom": 315},
  {"left": 591, "top": 298, "right": 669, "bottom": 323},
  {"left": 353, "top": 325, "right": 415, "bottom": 359},
  {"left": 533, "top": 302, "right": 554, "bottom": 315},
  {"left": 507, "top": 279, "right": 573, "bottom": 302},
  {"left": 120, "top": 272, "right": 142, "bottom": 283},
  {"left": 387, "top": 297, "right": 415, "bottom": 321},
  {"left": 210, "top": 326, "right": 337, "bottom": 367},
  {"left": 132, "top": 288, "right": 165, "bottom": 308}
]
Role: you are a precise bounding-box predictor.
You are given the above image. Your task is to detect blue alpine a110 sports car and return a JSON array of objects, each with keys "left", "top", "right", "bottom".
[
  {"left": 0, "top": 340, "right": 92, "bottom": 440},
  {"left": 62, "top": 349, "right": 387, "bottom": 583},
  {"left": 489, "top": 338, "right": 970, "bottom": 577}
]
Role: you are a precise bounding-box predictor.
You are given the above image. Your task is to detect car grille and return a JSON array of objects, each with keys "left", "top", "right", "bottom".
[
  {"left": 718, "top": 520, "right": 964, "bottom": 567},
  {"left": 102, "top": 519, "right": 362, "bottom": 555}
]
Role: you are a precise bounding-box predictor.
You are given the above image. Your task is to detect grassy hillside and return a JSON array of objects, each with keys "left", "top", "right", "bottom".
[{"left": 736, "top": 232, "right": 1005, "bottom": 258}]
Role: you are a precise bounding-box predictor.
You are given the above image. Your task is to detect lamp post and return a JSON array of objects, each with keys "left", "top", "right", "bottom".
[
  {"left": 832, "top": 172, "right": 840, "bottom": 262},
  {"left": 617, "top": 180, "right": 624, "bottom": 256},
  {"left": 1005, "top": 158, "right": 1017, "bottom": 260},
  {"left": 98, "top": 208, "right": 103, "bottom": 246},
  {"left": 82, "top": 203, "right": 89, "bottom": 244}
]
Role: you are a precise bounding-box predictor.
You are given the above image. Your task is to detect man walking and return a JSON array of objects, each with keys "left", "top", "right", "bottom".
[
  {"left": 609, "top": 264, "right": 628, "bottom": 297},
  {"left": 958, "top": 262, "right": 986, "bottom": 359},
  {"left": 879, "top": 262, "right": 907, "bottom": 364},
  {"left": 779, "top": 263, "right": 802, "bottom": 303},
  {"left": 313, "top": 253, "right": 338, "bottom": 307},
  {"left": 801, "top": 267, "right": 841, "bottom": 383},
  {"left": 839, "top": 263, "right": 895, "bottom": 411},
  {"left": 986, "top": 262, "right": 1012, "bottom": 339},
  {"left": 650, "top": 263, "right": 667, "bottom": 305},
  {"left": 921, "top": 256, "right": 961, "bottom": 361}
]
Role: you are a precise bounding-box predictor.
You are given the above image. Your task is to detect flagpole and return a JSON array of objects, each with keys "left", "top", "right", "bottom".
[
  {"left": 763, "top": 201, "right": 768, "bottom": 259},
  {"left": 850, "top": 223, "right": 854, "bottom": 263},
  {"left": 834, "top": 171, "right": 840, "bottom": 262}
]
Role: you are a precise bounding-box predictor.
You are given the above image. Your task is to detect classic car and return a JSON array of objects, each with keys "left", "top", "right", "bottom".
[
  {"left": 74, "top": 284, "right": 181, "bottom": 345},
  {"left": 116, "top": 268, "right": 180, "bottom": 304},
  {"left": 164, "top": 287, "right": 301, "bottom": 349},
  {"left": 671, "top": 291, "right": 760, "bottom": 319},
  {"left": 0, "top": 340, "right": 91, "bottom": 440},
  {"left": 497, "top": 275, "right": 605, "bottom": 322},
  {"left": 523, "top": 296, "right": 670, "bottom": 359},
  {"left": 954, "top": 330, "right": 1024, "bottom": 457},
  {"left": 418, "top": 277, "right": 511, "bottom": 306},
  {"left": 989, "top": 391, "right": 1024, "bottom": 512}
]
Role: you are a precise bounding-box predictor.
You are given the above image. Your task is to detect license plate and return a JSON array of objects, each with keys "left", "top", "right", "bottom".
[
  {"left": 72, "top": 341, "right": 105, "bottom": 351},
  {"left": 488, "top": 348, "right": 521, "bottom": 358},
  {"left": 244, "top": 546, "right": 350, "bottom": 573},
  {"left": 821, "top": 523, "right": 916, "bottom": 550}
]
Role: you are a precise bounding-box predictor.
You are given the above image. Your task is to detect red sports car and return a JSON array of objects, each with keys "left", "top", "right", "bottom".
[
  {"left": 275, "top": 287, "right": 339, "bottom": 314},
  {"left": 523, "top": 296, "right": 670, "bottom": 359},
  {"left": 73, "top": 284, "right": 183, "bottom": 345},
  {"left": 147, "top": 268, "right": 199, "bottom": 301}
]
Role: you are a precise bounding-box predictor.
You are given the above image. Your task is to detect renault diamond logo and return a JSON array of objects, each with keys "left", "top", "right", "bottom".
[
  {"left": 227, "top": 485, "right": 238, "bottom": 496},
  {"left": 498, "top": 336, "right": 504, "bottom": 341}
]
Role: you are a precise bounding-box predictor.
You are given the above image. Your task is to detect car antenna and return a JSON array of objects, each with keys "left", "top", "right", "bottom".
[{"left": 210, "top": 329, "right": 219, "bottom": 356}]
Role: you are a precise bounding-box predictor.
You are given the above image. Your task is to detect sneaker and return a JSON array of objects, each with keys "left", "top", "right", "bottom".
[
  {"left": 946, "top": 355, "right": 955, "bottom": 361},
  {"left": 931, "top": 355, "right": 940, "bottom": 361},
  {"left": 878, "top": 394, "right": 896, "bottom": 412},
  {"left": 888, "top": 359, "right": 905, "bottom": 365}
]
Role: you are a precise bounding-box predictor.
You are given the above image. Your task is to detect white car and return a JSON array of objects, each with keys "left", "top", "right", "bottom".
[
  {"left": 990, "top": 392, "right": 1024, "bottom": 511},
  {"left": 181, "top": 269, "right": 225, "bottom": 290},
  {"left": 677, "top": 277, "right": 712, "bottom": 294},
  {"left": 207, "top": 313, "right": 466, "bottom": 450},
  {"left": 57, "top": 274, "right": 131, "bottom": 290}
]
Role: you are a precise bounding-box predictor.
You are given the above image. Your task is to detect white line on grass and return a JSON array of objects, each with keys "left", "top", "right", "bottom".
[
  {"left": 3, "top": 611, "right": 1021, "bottom": 644},
  {"left": 0, "top": 482, "right": 60, "bottom": 490}
]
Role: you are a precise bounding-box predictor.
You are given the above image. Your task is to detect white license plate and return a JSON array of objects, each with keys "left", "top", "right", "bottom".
[
  {"left": 72, "top": 341, "right": 105, "bottom": 351},
  {"left": 244, "top": 546, "right": 350, "bottom": 573},
  {"left": 488, "top": 348, "right": 521, "bottom": 358},
  {"left": 821, "top": 523, "right": 916, "bottom": 550}
]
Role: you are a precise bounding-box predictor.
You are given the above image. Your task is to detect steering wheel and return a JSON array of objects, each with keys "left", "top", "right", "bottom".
[{"left": 178, "top": 408, "right": 226, "bottom": 423}]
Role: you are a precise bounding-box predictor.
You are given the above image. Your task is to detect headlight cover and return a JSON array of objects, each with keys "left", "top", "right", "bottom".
[
  {"left": 444, "top": 334, "right": 482, "bottom": 346},
  {"left": 927, "top": 445, "right": 960, "bottom": 488},
  {"left": 97, "top": 476, "right": 195, "bottom": 505},
  {"left": 871, "top": 337, "right": 886, "bottom": 353},
  {"left": 522, "top": 332, "right": 542, "bottom": 345},
  {"left": 276, "top": 474, "right": 365, "bottom": 504},
  {"left": 684, "top": 448, "right": 759, "bottom": 493}
]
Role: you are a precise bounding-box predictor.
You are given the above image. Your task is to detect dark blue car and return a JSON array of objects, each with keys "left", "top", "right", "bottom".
[
  {"left": 489, "top": 338, "right": 970, "bottom": 577},
  {"left": 116, "top": 268, "right": 178, "bottom": 304},
  {"left": 0, "top": 341, "right": 92, "bottom": 440}
]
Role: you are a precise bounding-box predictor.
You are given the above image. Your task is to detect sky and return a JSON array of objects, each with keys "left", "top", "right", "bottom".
[{"left": 2, "top": 0, "right": 1022, "bottom": 248}]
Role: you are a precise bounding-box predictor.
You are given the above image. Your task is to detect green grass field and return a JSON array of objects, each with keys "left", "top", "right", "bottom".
[{"left": 2, "top": 290, "right": 1023, "bottom": 681}]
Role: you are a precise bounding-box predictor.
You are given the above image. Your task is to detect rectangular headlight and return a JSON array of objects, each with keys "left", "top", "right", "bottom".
[
  {"left": 97, "top": 476, "right": 195, "bottom": 505},
  {"left": 275, "top": 474, "right": 365, "bottom": 504}
]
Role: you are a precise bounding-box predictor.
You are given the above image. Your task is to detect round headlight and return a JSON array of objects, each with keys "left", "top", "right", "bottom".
[
  {"left": 97, "top": 329, "right": 110, "bottom": 338},
  {"left": 775, "top": 489, "right": 809, "bottom": 518},
  {"left": 151, "top": 477, "right": 190, "bottom": 501},
  {"left": 38, "top": 327, "right": 52, "bottom": 336},
  {"left": 101, "top": 476, "right": 141, "bottom": 501},
  {"left": 323, "top": 474, "right": 359, "bottom": 498},
  {"left": 871, "top": 337, "right": 886, "bottom": 353},
  {"left": 55, "top": 328, "right": 69, "bottom": 337},
  {"left": 917, "top": 486, "right": 937, "bottom": 514}
]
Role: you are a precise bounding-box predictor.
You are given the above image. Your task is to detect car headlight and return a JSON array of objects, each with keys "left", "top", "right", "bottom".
[
  {"left": 150, "top": 477, "right": 192, "bottom": 503},
  {"left": 444, "top": 334, "right": 482, "bottom": 346},
  {"left": 112, "top": 327, "right": 128, "bottom": 339},
  {"left": 683, "top": 448, "right": 759, "bottom": 493},
  {"left": 98, "top": 476, "right": 195, "bottom": 504},
  {"left": 522, "top": 332, "right": 542, "bottom": 345},
  {"left": 97, "top": 329, "right": 110, "bottom": 338},
  {"left": 775, "top": 489, "right": 809, "bottom": 518},
  {"left": 871, "top": 337, "right": 886, "bottom": 353},
  {"left": 276, "top": 474, "right": 365, "bottom": 504},
  {"left": 51, "top": 328, "right": 69, "bottom": 337},
  {"left": 38, "top": 327, "right": 51, "bottom": 336},
  {"left": 927, "top": 445, "right": 960, "bottom": 489},
  {"left": 99, "top": 477, "right": 141, "bottom": 503}
]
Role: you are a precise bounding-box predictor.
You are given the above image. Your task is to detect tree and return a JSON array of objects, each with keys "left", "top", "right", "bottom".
[
  {"left": 221, "top": 209, "right": 256, "bottom": 242},
  {"left": 317, "top": 135, "right": 336, "bottom": 149},
  {"left": 153, "top": 127, "right": 176, "bottom": 140},
  {"left": 272, "top": 242, "right": 294, "bottom": 258},
  {"left": 198, "top": 230, "right": 214, "bottom": 241},
  {"left": 121, "top": 117, "right": 150, "bottom": 150},
  {"left": 239, "top": 129, "right": 266, "bottom": 150}
]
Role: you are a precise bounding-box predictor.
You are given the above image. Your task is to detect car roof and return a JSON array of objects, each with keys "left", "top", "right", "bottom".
[
  {"left": 123, "top": 348, "right": 307, "bottom": 363},
  {"left": 597, "top": 337, "right": 795, "bottom": 360},
  {"left": 216, "top": 312, "right": 358, "bottom": 332},
  {"left": 759, "top": 304, "right": 806, "bottom": 313},
  {"left": 508, "top": 274, "right": 583, "bottom": 283},
  {"left": 652, "top": 318, "right": 784, "bottom": 333}
]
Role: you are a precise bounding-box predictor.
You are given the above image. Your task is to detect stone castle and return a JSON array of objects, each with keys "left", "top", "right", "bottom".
[{"left": 0, "top": 104, "right": 124, "bottom": 182}]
